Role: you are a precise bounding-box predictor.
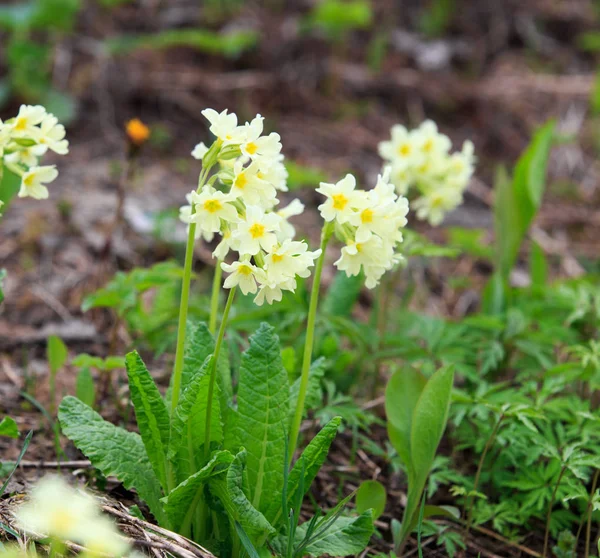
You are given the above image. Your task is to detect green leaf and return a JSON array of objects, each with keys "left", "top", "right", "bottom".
[
  {"left": 47, "top": 336, "right": 67, "bottom": 376},
  {"left": 168, "top": 356, "right": 223, "bottom": 483},
  {"left": 1, "top": 430, "right": 31, "bottom": 496},
  {"left": 267, "top": 416, "right": 342, "bottom": 527},
  {"left": 406, "top": 505, "right": 460, "bottom": 533},
  {"left": 0, "top": 417, "right": 18, "bottom": 438},
  {"left": 0, "top": 169, "right": 20, "bottom": 210},
  {"left": 356, "top": 480, "right": 387, "bottom": 520},
  {"left": 529, "top": 241, "right": 548, "bottom": 287},
  {"left": 210, "top": 450, "right": 275, "bottom": 547},
  {"left": 494, "top": 121, "right": 555, "bottom": 279},
  {"left": 385, "top": 368, "right": 427, "bottom": 470},
  {"left": 235, "top": 323, "right": 289, "bottom": 515},
  {"left": 161, "top": 450, "right": 233, "bottom": 533},
  {"left": 75, "top": 368, "right": 96, "bottom": 408},
  {"left": 322, "top": 272, "right": 363, "bottom": 317},
  {"left": 289, "top": 357, "right": 326, "bottom": 424},
  {"left": 125, "top": 351, "right": 170, "bottom": 492},
  {"left": 58, "top": 396, "right": 166, "bottom": 524},
  {"left": 0, "top": 269, "right": 6, "bottom": 305},
  {"left": 295, "top": 511, "right": 374, "bottom": 557}
]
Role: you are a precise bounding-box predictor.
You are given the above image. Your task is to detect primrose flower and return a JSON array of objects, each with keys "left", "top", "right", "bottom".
[
  {"left": 254, "top": 276, "right": 296, "bottom": 306},
  {"left": 5, "top": 144, "right": 47, "bottom": 167},
  {"left": 192, "top": 141, "right": 209, "bottom": 160},
  {"left": 18, "top": 165, "right": 58, "bottom": 200},
  {"left": 316, "top": 174, "right": 363, "bottom": 224},
  {"left": 240, "top": 114, "right": 282, "bottom": 163},
  {"left": 221, "top": 259, "right": 265, "bottom": 295},
  {"left": 258, "top": 154, "right": 288, "bottom": 191},
  {"left": 264, "top": 239, "right": 321, "bottom": 283},
  {"left": 317, "top": 170, "right": 409, "bottom": 289},
  {"left": 230, "top": 160, "right": 278, "bottom": 207},
  {"left": 190, "top": 186, "right": 238, "bottom": 234},
  {"left": 201, "top": 108, "right": 241, "bottom": 143},
  {"left": 232, "top": 205, "right": 281, "bottom": 255},
  {"left": 378, "top": 120, "right": 475, "bottom": 225},
  {"left": 9, "top": 105, "right": 47, "bottom": 138},
  {"left": 276, "top": 198, "right": 304, "bottom": 240},
  {"left": 14, "top": 476, "right": 129, "bottom": 557}
]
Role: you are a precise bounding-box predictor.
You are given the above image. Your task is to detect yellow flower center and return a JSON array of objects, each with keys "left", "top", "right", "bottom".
[
  {"left": 332, "top": 193, "right": 348, "bottom": 211},
  {"left": 422, "top": 139, "right": 434, "bottom": 153},
  {"left": 246, "top": 142, "right": 258, "bottom": 155},
  {"left": 203, "top": 199, "right": 222, "bottom": 213},
  {"left": 361, "top": 208, "right": 374, "bottom": 223},
  {"left": 238, "top": 264, "right": 253, "bottom": 276},
  {"left": 235, "top": 172, "right": 248, "bottom": 189},
  {"left": 23, "top": 174, "right": 35, "bottom": 187},
  {"left": 249, "top": 223, "right": 265, "bottom": 238},
  {"left": 14, "top": 117, "right": 27, "bottom": 132},
  {"left": 271, "top": 253, "right": 284, "bottom": 263},
  {"left": 356, "top": 243, "right": 363, "bottom": 253},
  {"left": 398, "top": 143, "right": 411, "bottom": 157}
]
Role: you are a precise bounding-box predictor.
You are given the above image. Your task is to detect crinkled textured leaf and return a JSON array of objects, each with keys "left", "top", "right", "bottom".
[
  {"left": 167, "top": 321, "right": 232, "bottom": 413},
  {"left": 210, "top": 450, "right": 275, "bottom": 547},
  {"left": 126, "top": 351, "right": 170, "bottom": 492},
  {"left": 0, "top": 417, "right": 18, "bottom": 438},
  {"left": 267, "top": 416, "right": 341, "bottom": 527},
  {"left": 385, "top": 368, "right": 426, "bottom": 470},
  {"left": 58, "top": 396, "right": 166, "bottom": 525},
  {"left": 161, "top": 450, "right": 233, "bottom": 532},
  {"left": 295, "top": 511, "right": 374, "bottom": 557},
  {"left": 289, "top": 357, "right": 326, "bottom": 425},
  {"left": 168, "top": 355, "right": 223, "bottom": 483},
  {"left": 235, "top": 323, "right": 289, "bottom": 515}
]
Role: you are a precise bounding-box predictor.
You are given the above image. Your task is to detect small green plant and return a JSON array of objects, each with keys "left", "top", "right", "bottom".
[
  {"left": 0, "top": 416, "right": 19, "bottom": 438},
  {"left": 384, "top": 365, "right": 455, "bottom": 554},
  {"left": 46, "top": 335, "right": 67, "bottom": 414}
]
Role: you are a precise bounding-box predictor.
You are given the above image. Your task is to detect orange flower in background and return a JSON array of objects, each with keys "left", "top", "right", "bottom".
[{"left": 125, "top": 118, "right": 150, "bottom": 145}]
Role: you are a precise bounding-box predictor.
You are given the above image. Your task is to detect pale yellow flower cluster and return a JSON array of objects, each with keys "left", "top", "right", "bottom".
[
  {"left": 180, "top": 109, "right": 321, "bottom": 305},
  {"left": 378, "top": 120, "right": 475, "bottom": 225},
  {"left": 14, "top": 476, "right": 129, "bottom": 557},
  {"left": 0, "top": 105, "right": 69, "bottom": 200},
  {"left": 317, "top": 169, "right": 409, "bottom": 289}
]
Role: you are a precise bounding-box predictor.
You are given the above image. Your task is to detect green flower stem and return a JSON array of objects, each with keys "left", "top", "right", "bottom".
[
  {"left": 209, "top": 260, "right": 224, "bottom": 334},
  {"left": 288, "top": 222, "right": 333, "bottom": 462},
  {"left": 203, "top": 286, "right": 236, "bottom": 462},
  {"left": 170, "top": 166, "right": 211, "bottom": 416}
]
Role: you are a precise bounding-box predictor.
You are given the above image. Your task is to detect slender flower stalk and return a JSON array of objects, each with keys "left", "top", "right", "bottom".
[
  {"left": 170, "top": 167, "right": 211, "bottom": 414},
  {"left": 288, "top": 223, "right": 333, "bottom": 461},
  {"left": 209, "top": 260, "right": 223, "bottom": 334},
  {"left": 204, "top": 286, "right": 237, "bottom": 462}
]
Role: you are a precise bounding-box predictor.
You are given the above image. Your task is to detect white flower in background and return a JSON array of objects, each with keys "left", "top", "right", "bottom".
[
  {"left": 202, "top": 108, "right": 246, "bottom": 144},
  {"left": 5, "top": 144, "right": 47, "bottom": 167},
  {"left": 276, "top": 198, "right": 304, "bottom": 241},
  {"left": 240, "top": 114, "right": 282, "bottom": 163},
  {"left": 264, "top": 239, "right": 321, "bottom": 283},
  {"left": 412, "top": 186, "right": 463, "bottom": 226},
  {"left": 18, "top": 165, "right": 58, "bottom": 200},
  {"left": 190, "top": 186, "right": 238, "bottom": 234},
  {"left": 37, "top": 114, "right": 69, "bottom": 155},
  {"left": 230, "top": 160, "right": 277, "bottom": 207},
  {"left": 180, "top": 192, "right": 209, "bottom": 240},
  {"left": 316, "top": 174, "right": 364, "bottom": 224},
  {"left": 14, "top": 476, "right": 129, "bottom": 557},
  {"left": 9, "top": 105, "right": 47, "bottom": 138},
  {"left": 192, "top": 142, "right": 208, "bottom": 160},
  {"left": 413, "top": 120, "right": 451, "bottom": 157},
  {"left": 222, "top": 259, "right": 265, "bottom": 295},
  {"left": 378, "top": 120, "right": 475, "bottom": 225},
  {"left": 378, "top": 124, "right": 422, "bottom": 170},
  {"left": 232, "top": 204, "right": 281, "bottom": 255}
]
